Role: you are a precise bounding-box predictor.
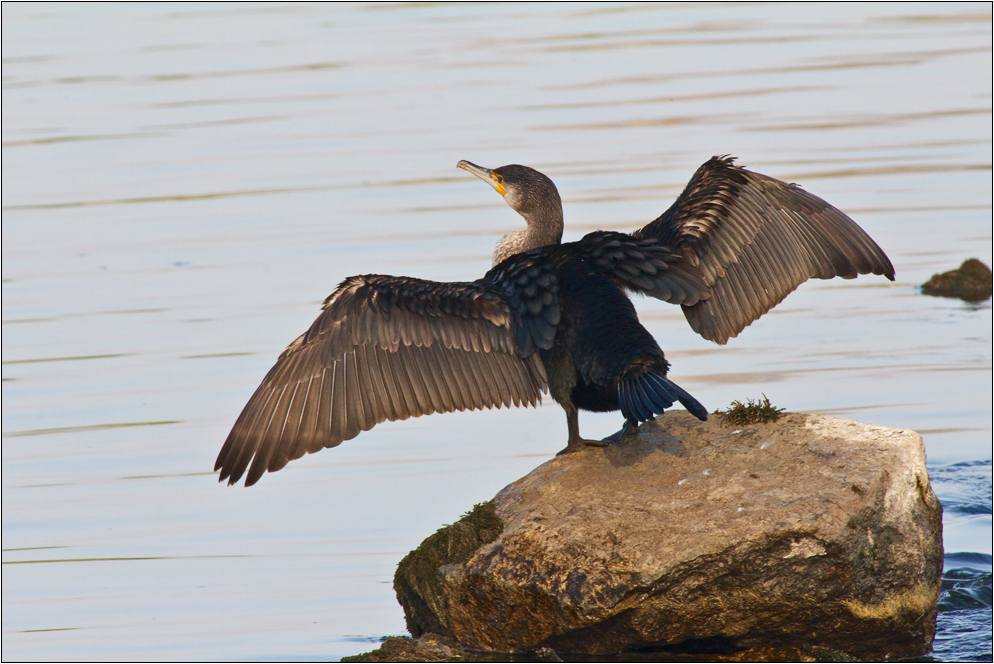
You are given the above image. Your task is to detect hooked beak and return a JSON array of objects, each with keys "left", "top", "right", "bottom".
[{"left": 457, "top": 160, "right": 506, "bottom": 196}]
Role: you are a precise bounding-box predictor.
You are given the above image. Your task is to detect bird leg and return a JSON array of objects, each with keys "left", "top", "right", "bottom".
[{"left": 556, "top": 406, "right": 612, "bottom": 455}]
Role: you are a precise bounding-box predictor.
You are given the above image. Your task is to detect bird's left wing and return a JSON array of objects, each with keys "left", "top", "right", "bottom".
[
  {"left": 216, "top": 275, "right": 547, "bottom": 486},
  {"left": 633, "top": 156, "right": 895, "bottom": 344}
]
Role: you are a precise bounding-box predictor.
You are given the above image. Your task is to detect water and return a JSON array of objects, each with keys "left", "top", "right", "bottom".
[{"left": 2, "top": 3, "right": 990, "bottom": 661}]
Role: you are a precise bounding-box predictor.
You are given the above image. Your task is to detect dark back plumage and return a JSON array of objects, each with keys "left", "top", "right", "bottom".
[{"left": 216, "top": 156, "right": 894, "bottom": 486}]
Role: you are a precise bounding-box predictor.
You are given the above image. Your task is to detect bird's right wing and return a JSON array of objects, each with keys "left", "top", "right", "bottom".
[
  {"left": 569, "top": 230, "right": 710, "bottom": 306},
  {"left": 634, "top": 156, "right": 895, "bottom": 344},
  {"left": 216, "top": 275, "right": 547, "bottom": 486}
]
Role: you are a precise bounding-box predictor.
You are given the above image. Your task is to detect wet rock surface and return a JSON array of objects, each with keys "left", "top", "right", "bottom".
[
  {"left": 921, "top": 258, "right": 993, "bottom": 302},
  {"left": 394, "top": 413, "right": 943, "bottom": 660}
]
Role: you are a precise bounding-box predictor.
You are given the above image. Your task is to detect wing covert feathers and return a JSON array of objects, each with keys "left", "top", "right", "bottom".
[
  {"left": 635, "top": 156, "right": 895, "bottom": 344},
  {"left": 215, "top": 275, "right": 547, "bottom": 486},
  {"left": 570, "top": 230, "right": 709, "bottom": 305},
  {"left": 484, "top": 250, "right": 563, "bottom": 356}
]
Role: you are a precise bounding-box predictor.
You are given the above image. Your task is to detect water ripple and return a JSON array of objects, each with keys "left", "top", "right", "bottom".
[
  {"left": 930, "top": 461, "right": 993, "bottom": 516},
  {"left": 2, "top": 421, "right": 180, "bottom": 439}
]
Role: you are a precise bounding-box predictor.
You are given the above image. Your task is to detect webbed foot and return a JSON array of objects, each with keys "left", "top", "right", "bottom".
[
  {"left": 556, "top": 420, "right": 640, "bottom": 455},
  {"left": 602, "top": 419, "right": 640, "bottom": 444},
  {"left": 556, "top": 438, "right": 607, "bottom": 456}
]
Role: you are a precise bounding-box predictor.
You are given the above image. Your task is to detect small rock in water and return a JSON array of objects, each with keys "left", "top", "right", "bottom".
[
  {"left": 340, "top": 633, "right": 465, "bottom": 662},
  {"left": 921, "top": 258, "right": 993, "bottom": 302},
  {"left": 394, "top": 413, "right": 943, "bottom": 661}
]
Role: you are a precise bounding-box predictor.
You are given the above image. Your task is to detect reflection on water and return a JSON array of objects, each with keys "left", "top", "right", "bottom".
[{"left": 2, "top": 2, "right": 991, "bottom": 661}]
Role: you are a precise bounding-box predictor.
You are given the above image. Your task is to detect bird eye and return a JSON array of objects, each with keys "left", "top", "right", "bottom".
[{"left": 496, "top": 175, "right": 504, "bottom": 183}]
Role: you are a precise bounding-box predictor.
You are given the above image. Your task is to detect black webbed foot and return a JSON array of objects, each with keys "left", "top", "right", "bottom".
[
  {"left": 556, "top": 437, "right": 607, "bottom": 456},
  {"left": 557, "top": 420, "right": 640, "bottom": 455},
  {"left": 602, "top": 419, "right": 640, "bottom": 444}
]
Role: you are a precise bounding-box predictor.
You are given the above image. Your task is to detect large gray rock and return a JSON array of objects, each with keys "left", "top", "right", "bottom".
[{"left": 394, "top": 413, "right": 943, "bottom": 660}]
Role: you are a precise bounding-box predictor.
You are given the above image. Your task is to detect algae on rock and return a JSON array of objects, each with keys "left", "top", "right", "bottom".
[
  {"left": 718, "top": 395, "right": 786, "bottom": 425},
  {"left": 395, "top": 502, "right": 504, "bottom": 638}
]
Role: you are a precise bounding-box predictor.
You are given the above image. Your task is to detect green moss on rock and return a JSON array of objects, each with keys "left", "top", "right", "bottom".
[
  {"left": 394, "top": 502, "right": 504, "bottom": 638},
  {"left": 718, "top": 395, "right": 786, "bottom": 425}
]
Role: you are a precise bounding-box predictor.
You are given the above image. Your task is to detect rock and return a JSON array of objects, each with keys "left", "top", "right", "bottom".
[
  {"left": 394, "top": 413, "right": 943, "bottom": 660},
  {"left": 340, "top": 633, "right": 467, "bottom": 662},
  {"left": 921, "top": 258, "right": 993, "bottom": 302},
  {"left": 343, "top": 636, "right": 860, "bottom": 662}
]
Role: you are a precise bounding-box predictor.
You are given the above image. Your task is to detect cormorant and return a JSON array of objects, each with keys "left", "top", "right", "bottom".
[{"left": 215, "top": 156, "right": 894, "bottom": 486}]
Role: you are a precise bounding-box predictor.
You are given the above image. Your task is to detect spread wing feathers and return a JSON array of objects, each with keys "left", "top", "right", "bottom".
[
  {"left": 215, "top": 275, "right": 548, "bottom": 486},
  {"left": 634, "top": 156, "right": 896, "bottom": 345},
  {"left": 570, "top": 230, "right": 709, "bottom": 306}
]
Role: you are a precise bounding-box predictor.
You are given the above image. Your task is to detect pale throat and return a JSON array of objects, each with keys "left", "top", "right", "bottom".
[{"left": 491, "top": 208, "right": 564, "bottom": 266}]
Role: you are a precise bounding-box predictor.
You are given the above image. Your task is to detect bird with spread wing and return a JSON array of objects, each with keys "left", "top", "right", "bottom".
[{"left": 215, "top": 156, "right": 894, "bottom": 486}]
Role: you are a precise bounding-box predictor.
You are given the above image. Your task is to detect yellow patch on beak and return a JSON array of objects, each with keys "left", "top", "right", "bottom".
[
  {"left": 457, "top": 160, "right": 506, "bottom": 197},
  {"left": 491, "top": 174, "right": 507, "bottom": 196}
]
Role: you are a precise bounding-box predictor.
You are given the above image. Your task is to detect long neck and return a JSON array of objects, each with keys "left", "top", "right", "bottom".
[{"left": 492, "top": 207, "right": 563, "bottom": 266}]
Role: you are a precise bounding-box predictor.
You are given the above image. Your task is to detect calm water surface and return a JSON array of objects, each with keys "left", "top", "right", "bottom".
[{"left": 3, "top": 3, "right": 991, "bottom": 661}]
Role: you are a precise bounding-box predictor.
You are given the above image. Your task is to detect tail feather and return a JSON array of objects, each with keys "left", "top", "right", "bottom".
[
  {"left": 617, "top": 383, "right": 635, "bottom": 421},
  {"left": 669, "top": 378, "right": 709, "bottom": 421},
  {"left": 638, "top": 376, "right": 674, "bottom": 415},
  {"left": 619, "top": 382, "right": 651, "bottom": 422},
  {"left": 631, "top": 380, "right": 661, "bottom": 421},
  {"left": 619, "top": 372, "right": 708, "bottom": 424}
]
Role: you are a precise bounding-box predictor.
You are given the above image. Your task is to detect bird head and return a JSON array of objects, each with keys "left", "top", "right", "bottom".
[{"left": 457, "top": 160, "right": 562, "bottom": 226}]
